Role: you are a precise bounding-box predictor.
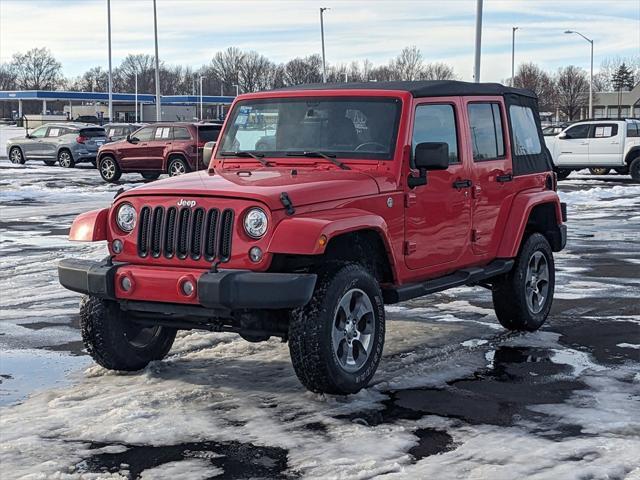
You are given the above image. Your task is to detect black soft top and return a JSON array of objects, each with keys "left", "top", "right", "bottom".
[{"left": 281, "top": 80, "right": 536, "bottom": 99}]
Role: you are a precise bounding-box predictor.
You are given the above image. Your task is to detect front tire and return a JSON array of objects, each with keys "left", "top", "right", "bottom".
[
  {"left": 589, "top": 167, "right": 610, "bottom": 175},
  {"left": 98, "top": 156, "right": 122, "bottom": 183},
  {"left": 288, "top": 263, "right": 385, "bottom": 395},
  {"left": 555, "top": 168, "right": 572, "bottom": 180},
  {"left": 168, "top": 157, "right": 189, "bottom": 177},
  {"left": 9, "top": 147, "right": 25, "bottom": 164},
  {"left": 492, "top": 233, "right": 555, "bottom": 332},
  {"left": 80, "top": 296, "right": 176, "bottom": 371},
  {"left": 58, "top": 149, "right": 75, "bottom": 168}
]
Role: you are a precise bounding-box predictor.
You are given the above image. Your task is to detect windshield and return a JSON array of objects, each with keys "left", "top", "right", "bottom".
[{"left": 217, "top": 97, "right": 401, "bottom": 160}]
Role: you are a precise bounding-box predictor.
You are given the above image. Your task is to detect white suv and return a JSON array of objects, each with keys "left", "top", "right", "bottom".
[{"left": 545, "top": 119, "right": 640, "bottom": 181}]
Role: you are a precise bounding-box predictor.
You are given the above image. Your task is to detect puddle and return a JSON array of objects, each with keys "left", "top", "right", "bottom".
[{"left": 77, "top": 440, "right": 291, "bottom": 479}]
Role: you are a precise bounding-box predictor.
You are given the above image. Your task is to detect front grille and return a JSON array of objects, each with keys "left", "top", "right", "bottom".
[{"left": 137, "top": 205, "right": 234, "bottom": 262}]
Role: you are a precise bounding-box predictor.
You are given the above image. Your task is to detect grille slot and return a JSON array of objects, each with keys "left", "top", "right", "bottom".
[
  {"left": 136, "top": 205, "right": 233, "bottom": 263},
  {"left": 137, "top": 207, "right": 151, "bottom": 257}
]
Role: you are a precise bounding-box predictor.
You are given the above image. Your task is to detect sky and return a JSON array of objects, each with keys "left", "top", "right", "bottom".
[{"left": 0, "top": 0, "right": 638, "bottom": 83}]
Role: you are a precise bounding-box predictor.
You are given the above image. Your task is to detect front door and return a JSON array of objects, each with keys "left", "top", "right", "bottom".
[
  {"left": 555, "top": 123, "right": 590, "bottom": 166},
  {"left": 404, "top": 100, "right": 472, "bottom": 271},
  {"left": 119, "top": 126, "right": 155, "bottom": 170},
  {"left": 24, "top": 126, "right": 48, "bottom": 157},
  {"left": 588, "top": 123, "right": 624, "bottom": 166}
]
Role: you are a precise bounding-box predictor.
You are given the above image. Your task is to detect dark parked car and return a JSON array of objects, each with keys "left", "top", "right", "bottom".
[
  {"left": 103, "top": 123, "right": 144, "bottom": 142},
  {"left": 96, "top": 122, "right": 222, "bottom": 182},
  {"left": 7, "top": 123, "right": 107, "bottom": 167}
]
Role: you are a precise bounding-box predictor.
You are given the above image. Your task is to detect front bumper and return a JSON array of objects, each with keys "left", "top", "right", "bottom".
[{"left": 58, "top": 259, "right": 317, "bottom": 310}]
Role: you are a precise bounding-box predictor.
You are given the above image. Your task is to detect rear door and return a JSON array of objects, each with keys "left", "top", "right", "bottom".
[
  {"left": 42, "top": 126, "right": 64, "bottom": 158},
  {"left": 465, "top": 99, "right": 516, "bottom": 256},
  {"left": 404, "top": 99, "right": 472, "bottom": 271},
  {"left": 555, "top": 123, "right": 590, "bottom": 167},
  {"left": 588, "top": 123, "right": 624, "bottom": 166},
  {"left": 146, "top": 126, "right": 171, "bottom": 170}
]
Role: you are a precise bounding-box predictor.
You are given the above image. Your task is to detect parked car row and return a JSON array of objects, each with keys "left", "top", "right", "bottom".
[{"left": 5, "top": 121, "right": 222, "bottom": 183}]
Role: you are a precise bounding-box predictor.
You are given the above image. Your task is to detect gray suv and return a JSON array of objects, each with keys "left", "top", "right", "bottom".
[{"left": 6, "top": 123, "right": 107, "bottom": 167}]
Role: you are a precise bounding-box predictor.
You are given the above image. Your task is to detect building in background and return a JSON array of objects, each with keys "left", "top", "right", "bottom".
[{"left": 593, "top": 82, "right": 639, "bottom": 119}]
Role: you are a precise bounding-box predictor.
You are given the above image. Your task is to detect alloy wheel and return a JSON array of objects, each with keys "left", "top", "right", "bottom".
[
  {"left": 100, "top": 158, "right": 116, "bottom": 179},
  {"left": 331, "top": 288, "right": 375, "bottom": 372},
  {"left": 169, "top": 161, "right": 186, "bottom": 176},
  {"left": 9, "top": 148, "right": 22, "bottom": 164},
  {"left": 58, "top": 151, "right": 72, "bottom": 168},
  {"left": 525, "top": 251, "right": 549, "bottom": 314}
]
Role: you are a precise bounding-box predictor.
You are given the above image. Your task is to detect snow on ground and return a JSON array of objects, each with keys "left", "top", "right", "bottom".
[{"left": 0, "top": 135, "right": 639, "bottom": 479}]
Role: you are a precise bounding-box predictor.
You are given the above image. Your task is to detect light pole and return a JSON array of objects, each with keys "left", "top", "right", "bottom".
[
  {"left": 199, "top": 76, "right": 204, "bottom": 121},
  {"left": 565, "top": 30, "right": 594, "bottom": 118},
  {"left": 320, "top": 7, "right": 329, "bottom": 83},
  {"left": 473, "top": 0, "right": 483, "bottom": 82},
  {"left": 511, "top": 26, "right": 519, "bottom": 87},
  {"left": 134, "top": 72, "right": 138, "bottom": 122},
  {"left": 152, "top": 0, "right": 161, "bottom": 121},
  {"left": 107, "top": 0, "right": 113, "bottom": 121}
]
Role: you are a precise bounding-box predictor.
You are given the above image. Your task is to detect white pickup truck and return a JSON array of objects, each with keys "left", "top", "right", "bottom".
[{"left": 545, "top": 119, "right": 640, "bottom": 181}]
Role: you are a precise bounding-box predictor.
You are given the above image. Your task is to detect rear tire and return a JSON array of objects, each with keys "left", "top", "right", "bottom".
[
  {"left": 80, "top": 296, "right": 176, "bottom": 371},
  {"left": 99, "top": 155, "right": 122, "bottom": 183},
  {"left": 9, "top": 147, "right": 25, "bottom": 164},
  {"left": 141, "top": 172, "right": 161, "bottom": 181},
  {"left": 492, "top": 233, "right": 555, "bottom": 332},
  {"left": 555, "top": 168, "right": 572, "bottom": 180},
  {"left": 58, "top": 149, "right": 75, "bottom": 168},
  {"left": 630, "top": 157, "right": 640, "bottom": 182},
  {"left": 589, "top": 167, "right": 610, "bottom": 175},
  {"left": 168, "top": 157, "right": 190, "bottom": 177},
  {"left": 288, "top": 263, "right": 385, "bottom": 395}
]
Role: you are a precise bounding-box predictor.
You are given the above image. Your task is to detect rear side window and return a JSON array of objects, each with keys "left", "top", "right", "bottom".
[
  {"left": 197, "top": 126, "right": 221, "bottom": 143},
  {"left": 564, "top": 124, "right": 590, "bottom": 139},
  {"left": 46, "top": 127, "right": 62, "bottom": 137},
  {"left": 509, "top": 105, "right": 542, "bottom": 155},
  {"left": 591, "top": 124, "right": 618, "bottom": 138},
  {"left": 172, "top": 127, "right": 192, "bottom": 140},
  {"left": 628, "top": 122, "right": 640, "bottom": 137},
  {"left": 80, "top": 128, "right": 106, "bottom": 138},
  {"left": 467, "top": 103, "right": 505, "bottom": 161},
  {"left": 154, "top": 127, "right": 171, "bottom": 139},
  {"left": 412, "top": 104, "right": 459, "bottom": 164}
]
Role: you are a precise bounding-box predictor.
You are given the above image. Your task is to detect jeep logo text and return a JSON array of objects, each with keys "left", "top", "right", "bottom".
[{"left": 177, "top": 199, "right": 196, "bottom": 208}]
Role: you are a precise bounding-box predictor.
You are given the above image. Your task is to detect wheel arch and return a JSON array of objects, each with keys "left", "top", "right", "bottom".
[
  {"left": 9, "top": 145, "right": 25, "bottom": 161},
  {"left": 165, "top": 151, "right": 188, "bottom": 171},
  {"left": 624, "top": 146, "right": 640, "bottom": 165}
]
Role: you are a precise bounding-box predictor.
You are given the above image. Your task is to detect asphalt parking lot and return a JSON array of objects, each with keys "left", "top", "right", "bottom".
[{"left": 0, "top": 128, "right": 639, "bottom": 478}]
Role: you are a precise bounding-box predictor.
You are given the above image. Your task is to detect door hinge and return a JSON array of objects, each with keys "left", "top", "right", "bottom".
[
  {"left": 404, "top": 241, "right": 417, "bottom": 255},
  {"left": 471, "top": 229, "right": 480, "bottom": 242},
  {"left": 405, "top": 192, "right": 417, "bottom": 207}
]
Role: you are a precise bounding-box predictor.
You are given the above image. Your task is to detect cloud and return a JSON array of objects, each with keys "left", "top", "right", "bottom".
[{"left": 0, "top": 0, "right": 638, "bottom": 81}]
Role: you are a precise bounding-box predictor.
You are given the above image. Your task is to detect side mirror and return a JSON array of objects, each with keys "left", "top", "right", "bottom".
[
  {"left": 125, "top": 134, "right": 132, "bottom": 142},
  {"left": 408, "top": 142, "right": 449, "bottom": 188},
  {"left": 558, "top": 132, "right": 568, "bottom": 139}
]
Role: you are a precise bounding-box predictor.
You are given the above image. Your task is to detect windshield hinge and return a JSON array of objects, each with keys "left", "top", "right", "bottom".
[{"left": 280, "top": 192, "right": 295, "bottom": 215}]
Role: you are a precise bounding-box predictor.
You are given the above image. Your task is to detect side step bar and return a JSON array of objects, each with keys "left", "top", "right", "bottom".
[{"left": 382, "top": 259, "right": 514, "bottom": 304}]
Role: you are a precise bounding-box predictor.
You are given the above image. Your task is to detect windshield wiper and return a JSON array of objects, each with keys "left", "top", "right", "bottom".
[
  {"left": 286, "top": 151, "right": 350, "bottom": 170},
  {"left": 220, "top": 151, "right": 271, "bottom": 167}
]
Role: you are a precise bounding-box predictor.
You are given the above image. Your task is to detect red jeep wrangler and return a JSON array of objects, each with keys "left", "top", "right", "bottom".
[
  {"left": 96, "top": 122, "right": 222, "bottom": 183},
  {"left": 59, "top": 81, "right": 567, "bottom": 395}
]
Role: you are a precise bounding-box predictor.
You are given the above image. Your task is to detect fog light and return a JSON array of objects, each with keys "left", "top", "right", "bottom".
[
  {"left": 249, "top": 246, "right": 263, "bottom": 263},
  {"left": 182, "top": 280, "right": 195, "bottom": 296},
  {"left": 121, "top": 276, "right": 132, "bottom": 291},
  {"left": 112, "top": 239, "right": 123, "bottom": 254}
]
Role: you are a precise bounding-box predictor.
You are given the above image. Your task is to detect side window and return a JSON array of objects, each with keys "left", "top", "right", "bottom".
[
  {"left": 591, "top": 124, "right": 618, "bottom": 138},
  {"left": 564, "top": 124, "right": 590, "bottom": 139},
  {"left": 628, "top": 122, "right": 640, "bottom": 138},
  {"left": 467, "top": 103, "right": 505, "bottom": 161},
  {"left": 134, "top": 127, "right": 154, "bottom": 141},
  {"left": 30, "top": 126, "right": 47, "bottom": 138},
  {"left": 509, "top": 105, "right": 542, "bottom": 155},
  {"left": 412, "top": 104, "right": 459, "bottom": 164},
  {"left": 154, "top": 127, "right": 171, "bottom": 139},
  {"left": 172, "top": 127, "right": 191, "bottom": 140},
  {"left": 46, "top": 127, "right": 62, "bottom": 137}
]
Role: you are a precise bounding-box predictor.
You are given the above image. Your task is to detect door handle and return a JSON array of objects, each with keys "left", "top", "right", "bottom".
[
  {"left": 496, "top": 173, "right": 513, "bottom": 182},
  {"left": 610, "top": 141, "right": 619, "bottom": 144},
  {"left": 452, "top": 179, "right": 472, "bottom": 189}
]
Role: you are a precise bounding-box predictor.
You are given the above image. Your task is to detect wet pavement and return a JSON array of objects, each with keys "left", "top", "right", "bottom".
[{"left": 0, "top": 144, "right": 639, "bottom": 479}]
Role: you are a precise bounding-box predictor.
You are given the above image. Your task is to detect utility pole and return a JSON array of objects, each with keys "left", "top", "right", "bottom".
[
  {"left": 473, "top": 0, "right": 483, "bottom": 83},
  {"left": 134, "top": 73, "right": 138, "bottom": 122},
  {"left": 107, "top": 0, "right": 113, "bottom": 121},
  {"left": 320, "top": 7, "right": 329, "bottom": 83},
  {"left": 153, "top": 0, "right": 161, "bottom": 121},
  {"left": 199, "top": 76, "right": 204, "bottom": 121},
  {"left": 565, "top": 30, "right": 594, "bottom": 118},
  {"left": 511, "top": 27, "right": 519, "bottom": 87}
]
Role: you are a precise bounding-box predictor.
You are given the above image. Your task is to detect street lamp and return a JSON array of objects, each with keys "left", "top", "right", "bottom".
[
  {"left": 153, "top": 0, "right": 161, "bottom": 121},
  {"left": 565, "top": 30, "right": 594, "bottom": 118},
  {"left": 473, "top": 0, "right": 483, "bottom": 83},
  {"left": 107, "top": 0, "right": 113, "bottom": 122},
  {"left": 511, "top": 26, "right": 519, "bottom": 87},
  {"left": 199, "top": 76, "right": 204, "bottom": 121},
  {"left": 134, "top": 72, "right": 138, "bottom": 122},
  {"left": 320, "top": 7, "right": 330, "bottom": 83}
]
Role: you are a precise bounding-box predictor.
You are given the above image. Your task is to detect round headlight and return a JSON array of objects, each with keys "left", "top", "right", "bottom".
[
  {"left": 116, "top": 203, "right": 137, "bottom": 233},
  {"left": 244, "top": 208, "right": 268, "bottom": 239}
]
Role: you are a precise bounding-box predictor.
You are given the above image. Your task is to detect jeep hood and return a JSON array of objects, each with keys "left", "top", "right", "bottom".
[{"left": 120, "top": 168, "right": 382, "bottom": 210}]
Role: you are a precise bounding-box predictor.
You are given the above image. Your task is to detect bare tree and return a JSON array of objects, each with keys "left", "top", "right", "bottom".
[
  {"left": 391, "top": 46, "right": 424, "bottom": 81},
  {"left": 0, "top": 63, "right": 17, "bottom": 90},
  {"left": 114, "top": 54, "right": 157, "bottom": 93},
  {"left": 240, "top": 51, "right": 275, "bottom": 92},
  {"left": 69, "top": 66, "right": 109, "bottom": 92},
  {"left": 282, "top": 55, "right": 322, "bottom": 86},
  {"left": 421, "top": 62, "right": 457, "bottom": 81},
  {"left": 211, "top": 47, "right": 245, "bottom": 93},
  {"left": 555, "top": 66, "right": 589, "bottom": 120},
  {"left": 595, "top": 56, "right": 640, "bottom": 92},
  {"left": 513, "top": 63, "right": 557, "bottom": 111},
  {"left": 10, "top": 47, "right": 62, "bottom": 90}
]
